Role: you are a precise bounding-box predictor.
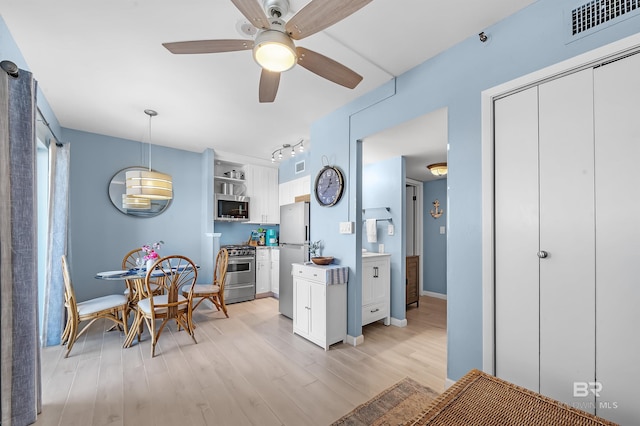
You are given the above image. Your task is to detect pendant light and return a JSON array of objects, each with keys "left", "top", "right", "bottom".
[
  {"left": 126, "top": 109, "right": 173, "bottom": 200},
  {"left": 121, "top": 194, "right": 151, "bottom": 210}
]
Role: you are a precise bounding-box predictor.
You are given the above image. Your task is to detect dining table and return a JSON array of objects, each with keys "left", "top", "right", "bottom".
[{"left": 95, "top": 264, "right": 199, "bottom": 346}]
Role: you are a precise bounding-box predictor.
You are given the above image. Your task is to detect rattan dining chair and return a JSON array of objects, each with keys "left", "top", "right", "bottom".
[
  {"left": 121, "top": 247, "right": 164, "bottom": 306},
  {"left": 60, "top": 255, "right": 129, "bottom": 358},
  {"left": 182, "top": 248, "right": 229, "bottom": 317},
  {"left": 123, "top": 255, "right": 198, "bottom": 357}
]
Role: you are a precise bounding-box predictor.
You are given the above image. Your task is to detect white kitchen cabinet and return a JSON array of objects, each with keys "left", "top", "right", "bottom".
[
  {"left": 361, "top": 254, "right": 391, "bottom": 327},
  {"left": 245, "top": 164, "right": 279, "bottom": 224},
  {"left": 278, "top": 175, "right": 311, "bottom": 206},
  {"left": 256, "top": 247, "right": 279, "bottom": 297},
  {"left": 270, "top": 248, "right": 279, "bottom": 295},
  {"left": 292, "top": 263, "right": 348, "bottom": 350},
  {"left": 255, "top": 248, "right": 271, "bottom": 296}
]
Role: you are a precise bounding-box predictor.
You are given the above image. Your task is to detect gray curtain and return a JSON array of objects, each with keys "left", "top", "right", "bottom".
[
  {"left": 0, "top": 68, "right": 41, "bottom": 424},
  {"left": 42, "top": 141, "right": 69, "bottom": 346}
]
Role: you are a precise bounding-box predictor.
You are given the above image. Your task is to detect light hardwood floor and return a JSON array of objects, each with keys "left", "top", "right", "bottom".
[{"left": 36, "top": 295, "right": 446, "bottom": 426}]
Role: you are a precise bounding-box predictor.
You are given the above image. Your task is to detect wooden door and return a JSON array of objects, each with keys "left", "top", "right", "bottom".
[{"left": 406, "top": 255, "right": 419, "bottom": 307}]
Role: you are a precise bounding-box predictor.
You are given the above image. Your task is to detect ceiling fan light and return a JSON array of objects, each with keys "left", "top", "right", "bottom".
[
  {"left": 427, "top": 162, "right": 448, "bottom": 176},
  {"left": 253, "top": 30, "right": 297, "bottom": 72}
]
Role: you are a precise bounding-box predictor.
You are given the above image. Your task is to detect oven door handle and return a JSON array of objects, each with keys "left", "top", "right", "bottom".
[{"left": 227, "top": 256, "right": 255, "bottom": 262}]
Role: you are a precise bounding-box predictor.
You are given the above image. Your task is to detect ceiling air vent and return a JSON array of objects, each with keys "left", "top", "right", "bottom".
[{"left": 572, "top": 0, "right": 639, "bottom": 35}]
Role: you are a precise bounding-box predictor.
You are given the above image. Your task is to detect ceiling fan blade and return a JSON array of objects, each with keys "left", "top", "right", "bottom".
[
  {"left": 285, "top": 0, "right": 373, "bottom": 40},
  {"left": 163, "top": 39, "right": 254, "bottom": 54},
  {"left": 259, "top": 70, "right": 281, "bottom": 103},
  {"left": 296, "top": 47, "right": 363, "bottom": 89},
  {"left": 231, "top": 0, "right": 270, "bottom": 30}
]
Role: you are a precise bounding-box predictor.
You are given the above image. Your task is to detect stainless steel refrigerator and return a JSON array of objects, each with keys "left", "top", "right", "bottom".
[{"left": 279, "top": 201, "right": 309, "bottom": 318}]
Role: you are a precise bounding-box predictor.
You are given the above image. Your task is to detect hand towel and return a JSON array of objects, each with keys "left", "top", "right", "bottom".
[{"left": 366, "top": 218, "right": 377, "bottom": 243}]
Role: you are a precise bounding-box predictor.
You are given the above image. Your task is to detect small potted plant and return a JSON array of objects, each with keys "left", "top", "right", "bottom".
[{"left": 310, "top": 240, "right": 333, "bottom": 265}]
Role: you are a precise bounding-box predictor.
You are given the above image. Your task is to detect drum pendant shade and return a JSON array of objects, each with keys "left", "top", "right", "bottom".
[
  {"left": 126, "top": 170, "right": 173, "bottom": 200},
  {"left": 125, "top": 109, "right": 173, "bottom": 200}
]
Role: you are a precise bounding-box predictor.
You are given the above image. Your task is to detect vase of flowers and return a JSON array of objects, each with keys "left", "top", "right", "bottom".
[{"left": 142, "top": 241, "right": 164, "bottom": 270}]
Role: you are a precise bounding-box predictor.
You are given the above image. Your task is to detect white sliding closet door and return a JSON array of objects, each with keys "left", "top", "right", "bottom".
[
  {"left": 594, "top": 52, "right": 640, "bottom": 425},
  {"left": 494, "top": 87, "right": 540, "bottom": 392},
  {"left": 538, "top": 69, "right": 596, "bottom": 408},
  {"left": 494, "top": 50, "right": 640, "bottom": 424}
]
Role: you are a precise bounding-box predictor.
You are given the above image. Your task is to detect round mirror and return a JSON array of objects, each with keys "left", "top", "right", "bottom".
[{"left": 108, "top": 166, "right": 172, "bottom": 217}]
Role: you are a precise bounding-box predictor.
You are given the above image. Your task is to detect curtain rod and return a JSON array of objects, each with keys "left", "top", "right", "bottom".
[
  {"left": 2, "top": 59, "right": 64, "bottom": 147},
  {"left": 36, "top": 107, "right": 63, "bottom": 147}
]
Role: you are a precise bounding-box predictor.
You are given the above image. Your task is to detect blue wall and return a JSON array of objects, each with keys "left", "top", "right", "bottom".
[
  {"left": 307, "top": 0, "right": 640, "bottom": 381},
  {"left": 64, "top": 128, "right": 210, "bottom": 302},
  {"left": 423, "top": 179, "right": 447, "bottom": 295},
  {"left": 363, "top": 157, "right": 405, "bottom": 321},
  {"left": 278, "top": 150, "right": 311, "bottom": 183},
  {"left": 214, "top": 222, "right": 278, "bottom": 246}
]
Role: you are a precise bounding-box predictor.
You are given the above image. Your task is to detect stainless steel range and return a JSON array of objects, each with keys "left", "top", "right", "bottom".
[{"left": 221, "top": 244, "right": 255, "bottom": 304}]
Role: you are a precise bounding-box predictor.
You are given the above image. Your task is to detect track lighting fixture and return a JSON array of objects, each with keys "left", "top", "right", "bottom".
[{"left": 271, "top": 139, "right": 304, "bottom": 162}]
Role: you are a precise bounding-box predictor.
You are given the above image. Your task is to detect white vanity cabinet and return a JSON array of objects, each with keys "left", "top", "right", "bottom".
[
  {"left": 362, "top": 253, "right": 391, "bottom": 326},
  {"left": 291, "top": 263, "right": 348, "bottom": 350}
]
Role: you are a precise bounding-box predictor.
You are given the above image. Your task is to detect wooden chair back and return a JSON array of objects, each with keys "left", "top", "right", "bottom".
[
  {"left": 146, "top": 255, "right": 198, "bottom": 319},
  {"left": 214, "top": 248, "right": 229, "bottom": 292},
  {"left": 61, "top": 254, "right": 77, "bottom": 317}
]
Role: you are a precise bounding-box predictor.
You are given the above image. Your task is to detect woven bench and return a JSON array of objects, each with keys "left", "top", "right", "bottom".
[{"left": 406, "top": 369, "right": 618, "bottom": 426}]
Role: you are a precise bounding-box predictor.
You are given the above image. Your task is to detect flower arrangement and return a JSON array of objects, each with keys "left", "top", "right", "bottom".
[{"left": 142, "top": 240, "right": 164, "bottom": 261}]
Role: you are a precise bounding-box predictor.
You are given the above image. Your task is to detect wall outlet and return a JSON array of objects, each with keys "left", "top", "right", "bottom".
[
  {"left": 378, "top": 244, "right": 385, "bottom": 253},
  {"left": 440, "top": 226, "right": 446, "bottom": 235},
  {"left": 339, "top": 221, "right": 354, "bottom": 234},
  {"left": 388, "top": 224, "right": 394, "bottom": 235}
]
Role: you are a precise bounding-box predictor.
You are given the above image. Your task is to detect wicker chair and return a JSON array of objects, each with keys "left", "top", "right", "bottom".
[
  {"left": 60, "top": 255, "right": 129, "bottom": 358},
  {"left": 121, "top": 248, "right": 163, "bottom": 307},
  {"left": 124, "top": 255, "right": 198, "bottom": 357},
  {"left": 182, "top": 248, "right": 229, "bottom": 317}
]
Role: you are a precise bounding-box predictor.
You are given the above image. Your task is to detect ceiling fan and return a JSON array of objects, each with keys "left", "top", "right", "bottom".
[{"left": 162, "top": 0, "right": 372, "bottom": 103}]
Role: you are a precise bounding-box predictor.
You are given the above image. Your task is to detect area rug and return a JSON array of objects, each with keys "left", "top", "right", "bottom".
[{"left": 331, "top": 377, "right": 440, "bottom": 426}]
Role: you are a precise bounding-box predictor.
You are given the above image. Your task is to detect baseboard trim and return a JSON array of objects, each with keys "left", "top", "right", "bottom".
[
  {"left": 445, "top": 378, "right": 456, "bottom": 390},
  {"left": 390, "top": 317, "right": 407, "bottom": 327},
  {"left": 346, "top": 334, "right": 364, "bottom": 346},
  {"left": 423, "top": 291, "right": 447, "bottom": 300}
]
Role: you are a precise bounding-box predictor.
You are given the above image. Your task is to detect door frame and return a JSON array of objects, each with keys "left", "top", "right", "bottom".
[
  {"left": 406, "top": 178, "right": 424, "bottom": 295},
  {"left": 480, "top": 32, "right": 640, "bottom": 374}
]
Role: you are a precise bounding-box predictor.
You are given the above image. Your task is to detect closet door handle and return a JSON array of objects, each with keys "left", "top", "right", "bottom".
[{"left": 537, "top": 251, "right": 549, "bottom": 259}]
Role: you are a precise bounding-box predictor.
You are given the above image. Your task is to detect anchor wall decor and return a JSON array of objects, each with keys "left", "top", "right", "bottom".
[{"left": 430, "top": 199, "right": 444, "bottom": 219}]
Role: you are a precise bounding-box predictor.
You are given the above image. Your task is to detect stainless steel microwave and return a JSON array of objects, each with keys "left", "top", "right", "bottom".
[{"left": 215, "top": 194, "right": 250, "bottom": 221}]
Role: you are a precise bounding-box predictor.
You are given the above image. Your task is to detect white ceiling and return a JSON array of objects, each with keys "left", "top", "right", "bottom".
[{"left": 1, "top": 0, "right": 536, "bottom": 180}]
